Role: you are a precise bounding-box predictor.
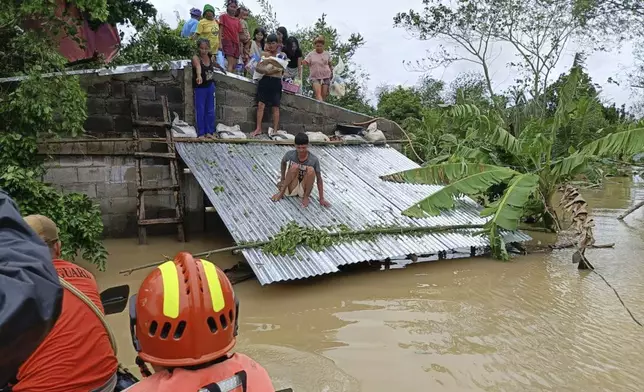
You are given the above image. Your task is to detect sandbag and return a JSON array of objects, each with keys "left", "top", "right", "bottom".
[
  {"left": 333, "top": 131, "right": 366, "bottom": 143},
  {"left": 171, "top": 112, "right": 197, "bottom": 138},
  {"left": 305, "top": 132, "right": 330, "bottom": 142},
  {"left": 268, "top": 128, "right": 295, "bottom": 141},
  {"left": 216, "top": 123, "right": 246, "bottom": 139},
  {"left": 363, "top": 122, "right": 386, "bottom": 144}
]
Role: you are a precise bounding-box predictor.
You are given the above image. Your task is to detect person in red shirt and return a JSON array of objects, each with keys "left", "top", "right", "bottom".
[
  {"left": 219, "top": 0, "right": 243, "bottom": 72},
  {"left": 124, "top": 252, "right": 275, "bottom": 391},
  {"left": 13, "top": 215, "right": 118, "bottom": 392}
]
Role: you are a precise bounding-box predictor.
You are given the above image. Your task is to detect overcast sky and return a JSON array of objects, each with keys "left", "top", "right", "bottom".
[{"left": 148, "top": 0, "right": 637, "bottom": 108}]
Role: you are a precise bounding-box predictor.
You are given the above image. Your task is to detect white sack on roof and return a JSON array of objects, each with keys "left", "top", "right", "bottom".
[
  {"left": 268, "top": 127, "right": 295, "bottom": 141},
  {"left": 306, "top": 132, "right": 330, "bottom": 142},
  {"left": 217, "top": 123, "right": 247, "bottom": 139},
  {"left": 334, "top": 131, "right": 366, "bottom": 143},
  {"left": 171, "top": 112, "right": 197, "bottom": 138},
  {"left": 364, "top": 122, "right": 386, "bottom": 144}
]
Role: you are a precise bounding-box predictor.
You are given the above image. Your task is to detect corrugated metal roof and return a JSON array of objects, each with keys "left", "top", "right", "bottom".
[{"left": 176, "top": 142, "right": 531, "bottom": 285}]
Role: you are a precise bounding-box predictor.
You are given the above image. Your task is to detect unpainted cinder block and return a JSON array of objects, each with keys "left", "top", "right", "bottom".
[{"left": 77, "top": 167, "right": 108, "bottom": 183}]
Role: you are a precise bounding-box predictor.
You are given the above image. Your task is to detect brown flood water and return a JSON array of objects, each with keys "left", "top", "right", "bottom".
[{"left": 83, "top": 176, "right": 644, "bottom": 392}]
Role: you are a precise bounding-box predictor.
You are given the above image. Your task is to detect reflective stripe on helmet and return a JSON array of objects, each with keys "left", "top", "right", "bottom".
[
  {"left": 158, "top": 261, "right": 180, "bottom": 318},
  {"left": 200, "top": 259, "right": 225, "bottom": 312}
]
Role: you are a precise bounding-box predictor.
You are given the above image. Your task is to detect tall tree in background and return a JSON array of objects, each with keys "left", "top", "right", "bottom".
[
  {"left": 113, "top": 17, "right": 193, "bottom": 67},
  {"left": 393, "top": 0, "right": 500, "bottom": 105},
  {"left": 394, "top": 0, "right": 589, "bottom": 113},
  {"left": 572, "top": 0, "right": 644, "bottom": 43},
  {"left": 376, "top": 86, "right": 423, "bottom": 124},
  {"left": 88, "top": 0, "right": 157, "bottom": 32},
  {"left": 416, "top": 75, "right": 445, "bottom": 107}
]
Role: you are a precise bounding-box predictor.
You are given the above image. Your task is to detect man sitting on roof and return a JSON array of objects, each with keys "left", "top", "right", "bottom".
[{"left": 272, "top": 132, "right": 331, "bottom": 208}]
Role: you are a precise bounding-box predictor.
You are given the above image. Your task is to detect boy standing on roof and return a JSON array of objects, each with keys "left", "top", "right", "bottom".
[{"left": 272, "top": 132, "right": 331, "bottom": 208}]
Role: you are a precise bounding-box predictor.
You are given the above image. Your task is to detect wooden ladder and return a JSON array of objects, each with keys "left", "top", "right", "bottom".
[{"left": 131, "top": 94, "right": 185, "bottom": 245}]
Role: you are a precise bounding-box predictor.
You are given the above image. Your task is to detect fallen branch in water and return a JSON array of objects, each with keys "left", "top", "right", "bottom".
[
  {"left": 549, "top": 242, "right": 615, "bottom": 250},
  {"left": 518, "top": 225, "right": 554, "bottom": 233},
  {"left": 617, "top": 200, "right": 644, "bottom": 221},
  {"left": 119, "top": 224, "right": 486, "bottom": 275}
]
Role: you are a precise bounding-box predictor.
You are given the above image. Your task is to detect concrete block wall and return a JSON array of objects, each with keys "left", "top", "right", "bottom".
[
  {"left": 80, "top": 69, "right": 185, "bottom": 137},
  {"left": 205, "top": 70, "right": 402, "bottom": 138},
  {"left": 43, "top": 156, "right": 178, "bottom": 237}
]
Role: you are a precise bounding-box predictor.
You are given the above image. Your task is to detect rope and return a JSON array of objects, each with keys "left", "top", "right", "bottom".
[
  {"left": 592, "top": 269, "right": 643, "bottom": 327},
  {"left": 59, "top": 278, "right": 119, "bottom": 354}
]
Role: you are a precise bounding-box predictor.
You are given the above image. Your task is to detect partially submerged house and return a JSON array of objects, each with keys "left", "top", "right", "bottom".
[
  {"left": 176, "top": 142, "right": 530, "bottom": 285},
  {"left": 2, "top": 61, "right": 530, "bottom": 284}
]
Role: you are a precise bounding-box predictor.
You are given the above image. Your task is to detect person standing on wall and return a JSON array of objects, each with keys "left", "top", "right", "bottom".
[
  {"left": 181, "top": 8, "right": 201, "bottom": 38},
  {"left": 192, "top": 38, "right": 226, "bottom": 139},
  {"left": 275, "top": 26, "right": 288, "bottom": 53},
  {"left": 219, "top": 0, "right": 243, "bottom": 73},
  {"left": 282, "top": 36, "right": 303, "bottom": 83},
  {"left": 250, "top": 34, "right": 285, "bottom": 138},
  {"left": 193, "top": 4, "right": 220, "bottom": 53},
  {"left": 250, "top": 27, "right": 266, "bottom": 60},
  {"left": 303, "top": 35, "right": 333, "bottom": 101},
  {"left": 10, "top": 215, "right": 119, "bottom": 392},
  {"left": 235, "top": 6, "right": 251, "bottom": 68}
]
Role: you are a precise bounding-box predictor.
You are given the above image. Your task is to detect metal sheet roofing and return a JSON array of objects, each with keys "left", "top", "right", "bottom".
[{"left": 176, "top": 142, "right": 531, "bottom": 285}]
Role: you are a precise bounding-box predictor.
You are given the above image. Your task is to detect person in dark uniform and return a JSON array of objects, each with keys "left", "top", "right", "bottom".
[{"left": 0, "top": 190, "right": 63, "bottom": 389}]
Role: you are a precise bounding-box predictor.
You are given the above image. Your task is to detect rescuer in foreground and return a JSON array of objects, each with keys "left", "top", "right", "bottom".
[{"left": 124, "top": 252, "right": 275, "bottom": 391}]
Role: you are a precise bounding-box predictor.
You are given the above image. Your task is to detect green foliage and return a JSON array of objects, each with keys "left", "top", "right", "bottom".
[
  {"left": 382, "top": 65, "right": 644, "bottom": 260},
  {"left": 416, "top": 75, "right": 445, "bottom": 106},
  {"left": 261, "top": 221, "right": 485, "bottom": 256},
  {"left": 0, "top": 0, "right": 108, "bottom": 269},
  {"left": 0, "top": 137, "right": 108, "bottom": 270},
  {"left": 88, "top": 0, "right": 157, "bottom": 31},
  {"left": 262, "top": 221, "right": 339, "bottom": 255},
  {"left": 377, "top": 86, "right": 423, "bottom": 124},
  {"left": 113, "top": 19, "right": 194, "bottom": 69},
  {"left": 382, "top": 163, "right": 520, "bottom": 217}
]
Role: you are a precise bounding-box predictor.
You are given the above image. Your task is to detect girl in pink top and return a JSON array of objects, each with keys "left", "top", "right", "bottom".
[{"left": 303, "top": 35, "right": 333, "bottom": 101}]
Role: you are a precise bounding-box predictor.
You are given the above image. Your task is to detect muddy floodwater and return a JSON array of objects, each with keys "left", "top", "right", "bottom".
[{"left": 87, "top": 176, "right": 644, "bottom": 392}]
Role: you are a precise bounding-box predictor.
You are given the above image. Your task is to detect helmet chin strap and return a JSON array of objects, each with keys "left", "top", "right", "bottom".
[
  {"left": 129, "top": 295, "right": 152, "bottom": 378},
  {"left": 135, "top": 356, "right": 153, "bottom": 378}
]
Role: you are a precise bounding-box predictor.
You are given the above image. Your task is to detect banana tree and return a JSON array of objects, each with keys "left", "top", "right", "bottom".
[{"left": 382, "top": 68, "right": 644, "bottom": 259}]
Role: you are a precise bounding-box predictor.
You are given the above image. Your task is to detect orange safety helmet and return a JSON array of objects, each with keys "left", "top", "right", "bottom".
[{"left": 128, "top": 252, "right": 239, "bottom": 367}]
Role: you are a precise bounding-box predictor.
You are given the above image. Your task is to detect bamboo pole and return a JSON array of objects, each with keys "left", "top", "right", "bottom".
[
  {"left": 118, "top": 224, "right": 486, "bottom": 275},
  {"left": 172, "top": 138, "right": 375, "bottom": 146},
  {"left": 617, "top": 200, "right": 644, "bottom": 220},
  {"left": 40, "top": 137, "right": 166, "bottom": 143},
  {"left": 38, "top": 137, "right": 404, "bottom": 146}
]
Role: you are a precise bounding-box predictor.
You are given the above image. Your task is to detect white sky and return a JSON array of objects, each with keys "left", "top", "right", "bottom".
[{"left": 148, "top": 0, "right": 638, "bottom": 108}]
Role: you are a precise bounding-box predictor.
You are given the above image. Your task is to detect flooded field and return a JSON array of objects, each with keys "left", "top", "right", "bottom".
[{"left": 90, "top": 176, "right": 644, "bottom": 391}]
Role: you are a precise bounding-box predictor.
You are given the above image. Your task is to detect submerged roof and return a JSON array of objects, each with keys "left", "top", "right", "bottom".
[{"left": 176, "top": 142, "right": 530, "bottom": 285}]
